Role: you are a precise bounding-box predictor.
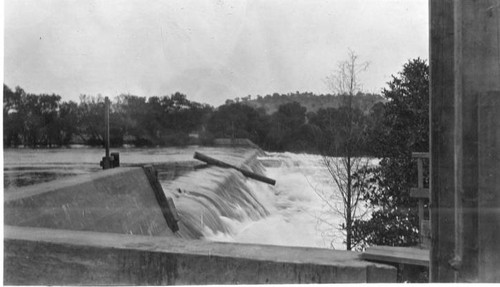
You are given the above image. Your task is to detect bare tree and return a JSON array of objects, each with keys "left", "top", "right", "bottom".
[
  {"left": 316, "top": 49, "right": 371, "bottom": 250},
  {"left": 325, "top": 49, "right": 369, "bottom": 97}
]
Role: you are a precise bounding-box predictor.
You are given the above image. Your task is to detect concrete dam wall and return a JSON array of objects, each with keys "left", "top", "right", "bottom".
[
  {"left": 4, "top": 147, "right": 397, "bottom": 284},
  {"left": 5, "top": 166, "right": 177, "bottom": 236}
]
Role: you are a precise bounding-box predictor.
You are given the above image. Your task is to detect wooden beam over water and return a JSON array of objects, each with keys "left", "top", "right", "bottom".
[{"left": 193, "top": 152, "right": 276, "bottom": 186}]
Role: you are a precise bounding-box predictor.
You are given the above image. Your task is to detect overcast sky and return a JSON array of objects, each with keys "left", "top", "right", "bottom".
[{"left": 4, "top": 0, "right": 428, "bottom": 106}]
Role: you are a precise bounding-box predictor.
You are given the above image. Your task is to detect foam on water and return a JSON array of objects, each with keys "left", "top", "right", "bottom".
[
  {"left": 240, "top": 152, "right": 347, "bottom": 249},
  {"left": 162, "top": 152, "right": 272, "bottom": 240},
  {"left": 167, "top": 151, "right": 352, "bottom": 249}
]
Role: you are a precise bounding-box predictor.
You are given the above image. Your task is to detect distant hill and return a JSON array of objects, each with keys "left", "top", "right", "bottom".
[{"left": 225, "top": 92, "right": 386, "bottom": 115}]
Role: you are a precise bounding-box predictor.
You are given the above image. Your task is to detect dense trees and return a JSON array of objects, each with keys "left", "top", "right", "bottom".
[
  {"left": 112, "top": 92, "right": 212, "bottom": 146},
  {"left": 351, "top": 58, "right": 430, "bottom": 248},
  {"left": 206, "top": 103, "right": 268, "bottom": 144},
  {"left": 206, "top": 101, "right": 313, "bottom": 152},
  {"left": 2, "top": 88, "right": 212, "bottom": 148},
  {"left": 3, "top": 85, "right": 23, "bottom": 147},
  {"left": 238, "top": 91, "right": 384, "bottom": 115},
  {"left": 4, "top": 85, "right": 384, "bottom": 152},
  {"left": 265, "top": 102, "right": 308, "bottom": 151},
  {"left": 3, "top": 85, "right": 66, "bottom": 147}
]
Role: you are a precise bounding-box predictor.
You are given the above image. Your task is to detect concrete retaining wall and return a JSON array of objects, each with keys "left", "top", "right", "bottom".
[{"left": 4, "top": 226, "right": 396, "bottom": 284}]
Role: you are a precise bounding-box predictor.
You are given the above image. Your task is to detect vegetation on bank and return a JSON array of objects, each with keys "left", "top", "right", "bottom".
[
  {"left": 350, "top": 58, "right": 429, "bottom": 249},
  {"left": 226, "top": 91, "right": 384, "bottom": 115},
  {"left": 3, "top": 85, "right": 384, "bottom": 155}
]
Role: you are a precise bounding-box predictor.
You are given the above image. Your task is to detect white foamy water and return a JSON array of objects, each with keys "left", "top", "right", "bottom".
[{"left": 200, "top": 152, "right": 350, "bottom": 250}]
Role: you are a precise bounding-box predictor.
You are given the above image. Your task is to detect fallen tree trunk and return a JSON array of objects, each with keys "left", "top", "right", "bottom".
[{"left": 193, "top": 152, "right": 276, "bottom": 186}]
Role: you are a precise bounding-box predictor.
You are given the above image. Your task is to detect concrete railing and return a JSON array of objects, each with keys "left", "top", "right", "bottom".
[{"left": 4, "top": 225, "right": 396, "bottom": 284}]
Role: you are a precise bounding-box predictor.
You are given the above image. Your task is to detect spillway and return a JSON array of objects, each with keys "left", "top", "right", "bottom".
[
  {"left": 161, "top": 148, "right": 272, "bottom": 239},
  {"left": 158, "top": 149, "right": 353, "bottom": 249}
]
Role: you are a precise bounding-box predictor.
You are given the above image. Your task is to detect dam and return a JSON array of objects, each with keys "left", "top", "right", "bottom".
[{"left": 3, "top": 145, "right": 396, "bottom": 284}]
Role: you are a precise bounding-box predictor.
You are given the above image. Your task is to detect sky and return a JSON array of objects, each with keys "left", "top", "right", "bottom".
[{"left": 4, "top": 0, "right": 428, "bottom": 107}]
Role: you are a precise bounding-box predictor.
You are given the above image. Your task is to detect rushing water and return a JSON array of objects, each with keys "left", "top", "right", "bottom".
[
  {"left": 188, "top": 152, "right": 346, "bottom": 249},
  {"left": 4, "top": 147, "right": 352, "bottom": 249}
]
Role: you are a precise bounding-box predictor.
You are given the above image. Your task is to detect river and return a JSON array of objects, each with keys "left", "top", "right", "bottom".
[{"left": 4, "top": 146, "right": 356, "bottom": 250}]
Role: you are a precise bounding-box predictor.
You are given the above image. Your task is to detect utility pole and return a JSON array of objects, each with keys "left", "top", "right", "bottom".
[
  {"left": 100, "top": 96, "right": 119, "bottom": 169},
  {"left": 105, "top": 96, "right": 110, "bottom": 160}
]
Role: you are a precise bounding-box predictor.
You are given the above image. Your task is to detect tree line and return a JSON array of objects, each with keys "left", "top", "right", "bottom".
[
  {"left": 207, "top": 98, "right": 386, "bottom": 156},
  {"left": 3, "top": 85, "right": 385, "bottom": 156},
  {"left": 3, "top": 88, "right": 212, "bottom": 148},
  {"left": 227, "top": 91, "right": 385, "bottom": 115}
]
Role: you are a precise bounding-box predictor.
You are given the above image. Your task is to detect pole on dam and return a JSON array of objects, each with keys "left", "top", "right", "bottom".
[
  {"left": 100, "top": 97, "right": 119, "bottom": 169},
  {"left": 105, "top": 96, "right": 110, "bottom": 159}
]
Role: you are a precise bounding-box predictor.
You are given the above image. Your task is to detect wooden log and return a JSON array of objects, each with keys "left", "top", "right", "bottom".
[
  {"left": 143, "top": 165, "right": 180, "bottom": 232},
  {"left": 193, "top": 152, "right": 276, "bottom": 186}
]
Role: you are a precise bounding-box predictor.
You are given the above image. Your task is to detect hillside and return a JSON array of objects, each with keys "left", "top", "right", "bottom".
[{"left": 225, "top": 92, "right": 386, "bottom": 114}]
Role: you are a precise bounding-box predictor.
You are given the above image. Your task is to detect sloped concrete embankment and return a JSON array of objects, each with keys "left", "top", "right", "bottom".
[{"left": 4, "top": 166, "right": 176, "bottom": 236}]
